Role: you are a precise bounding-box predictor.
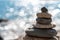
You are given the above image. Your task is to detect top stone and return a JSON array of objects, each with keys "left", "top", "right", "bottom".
[{"left": 37, "top": 7, "right": 51, "bottom": 18}]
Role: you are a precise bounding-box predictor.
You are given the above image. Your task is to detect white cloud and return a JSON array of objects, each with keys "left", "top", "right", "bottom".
[
  {"left": 33, "top": 6, "right": 39, "bottom": 13},
  {"left": 18, "top": 10, "right": 25, "bottom": 16},
  {"left": 27, "top": 0, "right": 40, "bottom": 5},
  {"left": 0, "top": 21, "right": 24, "bottom": 40},
  {"left": 15, "top": 19, "right": 26, "bottom": 29},
  {"left": 58, "top": 4, "right": 60, "bottom": 8},
  {"left": 49, "top": 9, "right": 60, "bottom": 17},
  {"left": 22, "top": 0, "right": 39, "bottom": 6},
  {"left": 5, "top": 13, "right": 12, "bottom": 17},
  {"left": 39, "top": 1, "right": 46, "bottom": 5},
  {"left": 19, "top": 21, "right": 25, "bottom": 27},
  {"left": 9, "top": 8, "right": 14, "bottom": 13},
  {"left": 48, "top": 6, "right": 55, "bottom": 10}
]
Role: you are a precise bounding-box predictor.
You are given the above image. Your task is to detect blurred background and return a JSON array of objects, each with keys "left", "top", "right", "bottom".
[{"left": 0, "top": 0, "right": 60, "bottom": 40}]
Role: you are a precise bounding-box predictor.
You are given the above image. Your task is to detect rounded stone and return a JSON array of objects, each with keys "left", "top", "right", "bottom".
[
  {"left": 37, "top": 13, "right": 51, "bottom": 18},
  {"left": 33, "top": 23, "right": 56, "bottom": 28},
  {"left": 26, "top": 28, "right": 57, "bottom": 37},
  {"left": 36, "top": 18, "right": 52, "bottom": 25}
]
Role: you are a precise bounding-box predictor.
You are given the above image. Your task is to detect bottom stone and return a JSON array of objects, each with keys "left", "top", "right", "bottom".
[
  {"left": 26, "top": 28, "right": 57, "bottom": 37},
  {"left": 23, "top": 35, "right": 57, "bottom": 40}
]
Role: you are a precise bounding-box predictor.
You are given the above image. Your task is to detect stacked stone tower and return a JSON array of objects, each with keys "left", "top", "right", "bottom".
[{"left": 23, "top": 7, "right": 57, "bottom": 40}]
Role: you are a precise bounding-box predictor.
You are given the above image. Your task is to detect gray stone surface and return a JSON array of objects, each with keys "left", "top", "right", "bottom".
[
  {"left": 36, "top": 18, "right": 52, "bottom": 25},
  {"left": 26, "top": 28, "right": 57, "bottom": 37}
]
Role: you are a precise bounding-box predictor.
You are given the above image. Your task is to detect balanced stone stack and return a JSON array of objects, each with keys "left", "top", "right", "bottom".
[{"left": 23, "top": 7, "right": 57, "bottom": 40}]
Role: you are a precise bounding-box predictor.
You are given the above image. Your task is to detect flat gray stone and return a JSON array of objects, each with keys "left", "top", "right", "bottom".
[
  {"left": 26, "top": 28, "right": 57, "bottom": 37},
  {"left": 36, "top": 18, "right": 52, "bottom": 25}
]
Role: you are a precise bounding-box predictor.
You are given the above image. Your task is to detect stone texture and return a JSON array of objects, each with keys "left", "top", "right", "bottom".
[
  {"left": 36, "top": 18, "right": 52, "bottom": 25},
  {"left": 33, "top": 23, "right": 56, "bottom": 28},
  {"left": 37, "top": 13, "right": 51, "bottom": 18},
  {"left": 26, "top": 28, "right": 57, "bottom": 37},
  {"left": 23, "top": 35, "right": 57, "bottom": 40},
  {"left": 23, "top": 7, "right": 57, "bottom": 40}
]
